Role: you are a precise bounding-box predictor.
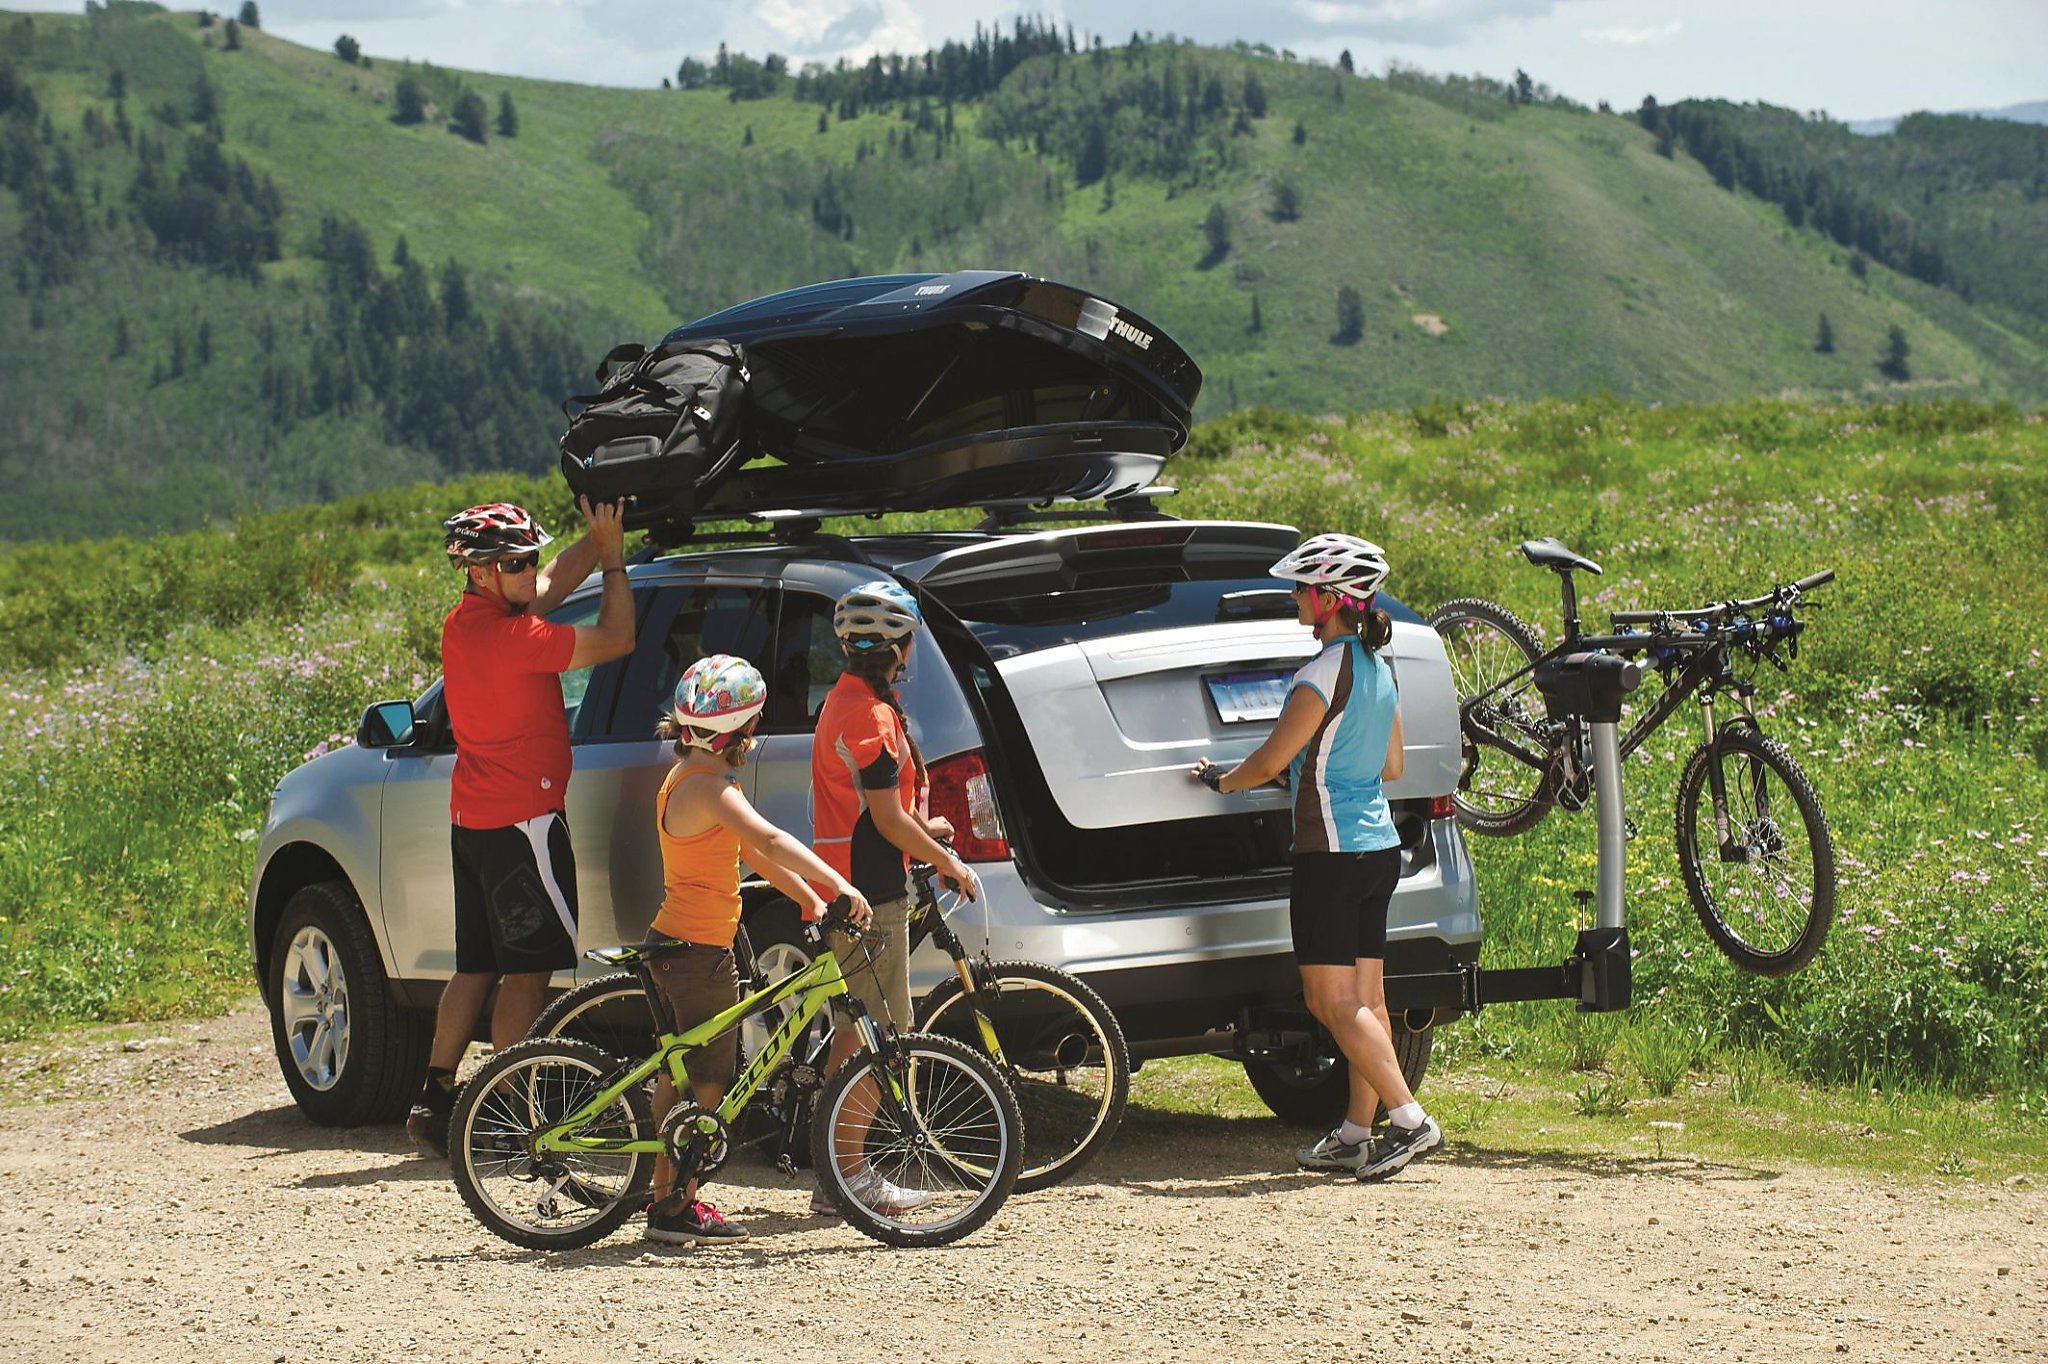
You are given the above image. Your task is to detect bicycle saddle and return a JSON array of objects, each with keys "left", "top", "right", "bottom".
[
  {"left": 583, "top": 940, "right": 696, "bottom": 967},
  {"left": 1520, "top": 537, "right": 1603, "bottom": 575}
]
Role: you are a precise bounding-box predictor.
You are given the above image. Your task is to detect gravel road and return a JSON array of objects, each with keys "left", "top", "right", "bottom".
[{"left": 3, "top": 1005, "right": 2043, "bottom": 1364}]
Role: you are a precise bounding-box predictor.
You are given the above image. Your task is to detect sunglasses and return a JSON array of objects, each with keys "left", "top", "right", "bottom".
[{"left": 493, "top": 556, "right": 539, "bottom": 576}]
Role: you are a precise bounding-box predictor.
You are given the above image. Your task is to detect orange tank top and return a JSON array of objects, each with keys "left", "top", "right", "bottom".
[{"left": 649, "top": 764, "right": 744, "bottom": 947}]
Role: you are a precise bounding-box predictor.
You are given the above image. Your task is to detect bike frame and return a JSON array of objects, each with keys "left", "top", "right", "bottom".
[
  {"left": 531, "top": 942, "right": 897, "bottom": 1157},
  {"left": 907, "top": 867, "right": 1007, "bottom": 1060}
]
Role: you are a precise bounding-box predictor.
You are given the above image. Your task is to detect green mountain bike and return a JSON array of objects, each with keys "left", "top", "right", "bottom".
[{"left": 448, "top": 905, "right": 1023, "bottom": 1249}]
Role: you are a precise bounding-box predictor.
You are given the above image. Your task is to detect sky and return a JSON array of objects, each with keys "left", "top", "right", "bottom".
[{"left": 10, "top": 0, "right": 2044, "bottom": 122}]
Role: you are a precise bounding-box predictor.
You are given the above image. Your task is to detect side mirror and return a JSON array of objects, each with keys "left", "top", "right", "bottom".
[{"left": 357, "top": 700, "right": 417, "bottom": 749}]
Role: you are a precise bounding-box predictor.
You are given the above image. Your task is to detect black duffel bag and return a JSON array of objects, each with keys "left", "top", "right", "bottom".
[{"left": 559, "top": 338, "right": 755, "bottom": 521}]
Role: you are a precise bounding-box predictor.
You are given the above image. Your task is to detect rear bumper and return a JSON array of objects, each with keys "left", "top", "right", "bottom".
[{"left": 908, "top": 819, "right": 1480, "bottom": 1050}]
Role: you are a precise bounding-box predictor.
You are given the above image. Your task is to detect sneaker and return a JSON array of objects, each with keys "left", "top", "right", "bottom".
[
  {"left": 813, "top": 1167, "right": 936, "bottom": 1217},
  {"left": 405, "top": 1103, "right": 449, "bottom": 1158},
  {"left": 1354, "top": 1115, "right": 1443, "bottom": 1183},
  {"left": 646, "top": 1198, "right": 749, "bottom": 1245},
  {"left": 1295, "top": 1128, "right": 1366, "bottom": 1172}
]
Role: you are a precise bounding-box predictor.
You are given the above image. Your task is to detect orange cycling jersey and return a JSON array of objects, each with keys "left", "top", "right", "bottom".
[{"left": 810, "top": 672, "right": 920, "bottom": 903}]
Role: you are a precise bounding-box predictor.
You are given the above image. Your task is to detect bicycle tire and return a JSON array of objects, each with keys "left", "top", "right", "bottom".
[
  {"left": 449, "top": 1038, "right": 654, "bottom": 1252},
  {"left": 810, "top": 1032, "right": 1022, "bottom": 1248},
  {"left": 1674, "top": 728, "right": 1835, "bottom": 976},
  {"left": 1426, "top": 596, "right": 1557, "bottom": 837},
  {"left": 530, "top": 972, "right": 659, "bottom": 1057},
  {"left": 914, "top": 960, "right": 1131, "bottom": 1193}
]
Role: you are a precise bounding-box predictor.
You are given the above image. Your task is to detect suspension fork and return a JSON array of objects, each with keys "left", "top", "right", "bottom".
[{"left": 924, "top": 911, "right": 1008, "bottom": 1063}]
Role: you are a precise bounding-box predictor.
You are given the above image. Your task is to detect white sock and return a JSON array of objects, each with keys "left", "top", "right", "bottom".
[
  {"left": 1336, "top": 1120, "right": 1373, "bottom": 1146},
  {"left": 1387, "top": 1102, "right": 1425, "bottom": 1131}
]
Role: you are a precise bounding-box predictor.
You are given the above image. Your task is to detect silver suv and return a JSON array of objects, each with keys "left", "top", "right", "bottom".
[{"left": 247, "top": 274, "right": 1480, "bottom": 1132}]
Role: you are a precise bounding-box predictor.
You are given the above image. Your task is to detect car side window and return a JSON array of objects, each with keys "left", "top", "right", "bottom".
[
  {"left": 546, "top": 595, "right": 607, "bottom": 736},
  {"left": 765, "top": 591, "right": 845, "bottom": 731},
  {"left": 605, "top": 585, "right": 778, "bottom": 740}
]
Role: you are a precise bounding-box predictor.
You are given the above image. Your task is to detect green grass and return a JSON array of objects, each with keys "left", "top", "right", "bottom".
[{"left": 1131, "top": 1052, "right": 2048, "bottom": 1185}]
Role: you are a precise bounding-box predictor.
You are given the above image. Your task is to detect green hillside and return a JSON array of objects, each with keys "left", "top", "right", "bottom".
[{"left": 2, "top": 6, "right": 2045, "bottom": 541}]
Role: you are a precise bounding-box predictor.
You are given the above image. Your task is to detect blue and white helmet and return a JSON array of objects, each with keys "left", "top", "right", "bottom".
[{"left": 832, "top": 581, "right": 921, "bottom": 651}]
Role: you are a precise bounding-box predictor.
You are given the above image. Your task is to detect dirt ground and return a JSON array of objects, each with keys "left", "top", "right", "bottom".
[{"left": 2, "top": 1005, "right": 2043, "bottom": 1364}]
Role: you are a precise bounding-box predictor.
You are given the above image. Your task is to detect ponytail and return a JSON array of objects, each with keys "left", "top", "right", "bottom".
[
  {"left": 841, "top": 644, "right": 927, "bottom": 786},
  {"left": 1333, "top": 597, "right": 1393, "bottom": 651}
]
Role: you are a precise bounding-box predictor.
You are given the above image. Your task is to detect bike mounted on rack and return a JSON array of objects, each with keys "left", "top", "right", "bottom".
[{"left": 1391, "top": 533, "right": 1837, "bottom": 1016}]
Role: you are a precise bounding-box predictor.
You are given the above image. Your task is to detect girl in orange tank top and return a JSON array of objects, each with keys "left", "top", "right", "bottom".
[{"left": 640, "top": 655, "right": 871, "bottom": 1247}]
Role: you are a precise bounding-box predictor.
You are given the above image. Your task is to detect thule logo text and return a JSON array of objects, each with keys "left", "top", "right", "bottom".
[{"left": 1108, "top": 315, "right": 1153, "bottom": 350}]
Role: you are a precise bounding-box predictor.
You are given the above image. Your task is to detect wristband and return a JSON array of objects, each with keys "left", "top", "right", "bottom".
[
  {"left": 1198, "top": 765, "right": 1225, "bottom": 792},
  {"left": 602, "top": 566, "right": 627, "bottom": 576}
]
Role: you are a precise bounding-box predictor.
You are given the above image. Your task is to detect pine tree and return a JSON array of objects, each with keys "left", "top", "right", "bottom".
[
  {"left": 742, "top": 124, "right": 754, "bottom": 146},
  {"left": 1201, "top": 201, "right": 1230, "bottom": 264},
  {"left": 333, "top": 35, "right": 360, "bottom": 64},
  {"left": 1270, "top": 181, "right": 1301, "bottom": 221},
  {"left": 392, "top": 76, "right": 425, "bottom": 126},
  {"left": 451, "top": 90, "right": 488, "bottom": 144},
  {"left": 1877, "top": 324, "right": 1911, "bottom": 381},
  {"left": 1333, "top": 286, "right": 1364, "bottom": 344},
  {"left": 197, "top": 318, "right": 213, "bottom": 365},
  {"left": 1292, "top": 119, "right": 1307, "bottom": 146},
  {"left": 817, "top": 109, "right": 828, "bottom": 133},
  {"left": 1242, "top": 71, "right": 1267, "bottom": 118},
  {"left": 223, "top": 19, "right": 240, "bottom": 51},
  {"left": 1814, "top": 313, "right": 1835, "bottom": 354},
  {"left": 169, "top": 327, "right": 186, "bottom": 379},
  {"left": 239, "top": 2, "right": 260, "bottom": 28},
  {"left": 496, "top": 91, "right": 518, "bottom": 138},
  {"left": 112, "top": 316, "right": 130, "bottom": 359},
  {"left": 1338, "top": 49, "right": 1355, "bottom": 75},
  {"left": 439, "top": 259, "right": 472, "bottom": 330},
  {"left": 1249, "top": 292, "right": 1263, "bottom": 334}
]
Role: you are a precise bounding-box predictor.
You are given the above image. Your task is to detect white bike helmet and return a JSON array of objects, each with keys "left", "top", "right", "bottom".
[
  {"left": 832, "top": 581, "right": 921, "bottom": 652},
  {"left": 671, "top": 654, "right": 767, "bottom": 750},
  {"left": 442, "top": 502, "right": 554, "bottom": 565},
  {"left": 1269, "top": 533, "right": 1390, "bottom": 603}
]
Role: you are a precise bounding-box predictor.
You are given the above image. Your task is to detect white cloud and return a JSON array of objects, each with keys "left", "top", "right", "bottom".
[
  {"left": 1581, "top": 19, "right": 1683, "bottom": 46},
  {"left": 1291, "top": 0, "right": 1558, "bottom": 47}
]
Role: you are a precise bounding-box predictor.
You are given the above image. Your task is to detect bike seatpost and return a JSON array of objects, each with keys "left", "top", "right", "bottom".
[{"left": 1590, "top": 720, "right": 1624, "bottom": 929}]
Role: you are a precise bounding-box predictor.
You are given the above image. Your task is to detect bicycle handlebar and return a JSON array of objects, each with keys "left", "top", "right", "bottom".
[{"left": 1608, "top": 568, "right": 1833, "bottom": 628}]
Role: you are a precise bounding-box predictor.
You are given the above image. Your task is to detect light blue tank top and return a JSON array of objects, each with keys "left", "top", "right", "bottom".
[{"left": 1286, "top": 638, "right": 1400, "bottom": 854}]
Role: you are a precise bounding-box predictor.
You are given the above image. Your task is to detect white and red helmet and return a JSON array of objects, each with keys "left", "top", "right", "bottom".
[
  {"left": 442, "top": 502, "right": 554, "bottom": 565},
  {"left": 1269, "top": 533, "right": 1390, "bottom": 604},
  {"left": 671, "top": 654, "right": 767, "bottom": 750}
]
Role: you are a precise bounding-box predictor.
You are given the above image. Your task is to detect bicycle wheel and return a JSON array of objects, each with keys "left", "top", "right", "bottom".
[
  {"left": 1674, "top": 728, "right": 1835, "bottom": 976},
  {"left": 1427, "top": 597, "right": 1556, "bottom": 836},
  {"left": 810, "top": 1032, "right": 1022, "bottom": 1248},
  {"left": 531, "top": 973, "right": 658, "bottom": 1056},
  {"left": 915, "top": 960, "right": 1130, "bottom": 1193},
  {"left": 449, "top": 1038, "right": 654, "bottom": 1251}
]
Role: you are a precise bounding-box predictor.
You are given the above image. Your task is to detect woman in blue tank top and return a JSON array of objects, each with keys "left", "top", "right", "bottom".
[{"left": 1191, "top": 533, "right": 1444, "bottom": 1183}]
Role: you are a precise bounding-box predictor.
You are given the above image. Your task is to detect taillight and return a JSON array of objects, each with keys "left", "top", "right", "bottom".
[
  {"left": 1428, "top": 794, "right": 1458, "bottom": 821},
  {"left": 925, "top": 750, "right": 1009, "bottom": 862}
]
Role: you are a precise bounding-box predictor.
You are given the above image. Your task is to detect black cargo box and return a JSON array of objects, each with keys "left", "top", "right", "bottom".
[{"left": 604, "top": 271, "right": 1200, "bottom": 530}]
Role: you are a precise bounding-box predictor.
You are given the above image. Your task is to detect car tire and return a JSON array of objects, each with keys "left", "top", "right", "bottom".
[
  {"left": 267, "top": 880, "right": 430, "bottom": 1126},
  {"left": 1242, "top": 1023, "right": 1434, "bottom": 1129}
]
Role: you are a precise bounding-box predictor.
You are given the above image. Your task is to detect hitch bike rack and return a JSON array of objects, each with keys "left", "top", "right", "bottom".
[{"left": 1384, "top": 651, "right": 1644, "bottom": 1017}]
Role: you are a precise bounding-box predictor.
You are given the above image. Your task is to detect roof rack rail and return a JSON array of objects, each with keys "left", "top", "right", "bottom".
[
  {"left": 974, "top": 486, "right": 1177, "bottom": 534},
  {"left": 636, "top": 514, "right": 878, "bottom": 568}
]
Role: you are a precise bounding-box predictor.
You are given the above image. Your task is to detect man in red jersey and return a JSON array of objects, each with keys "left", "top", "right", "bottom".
[{"left": 406, "top": 496, "right": 635, "bottom": 1155}]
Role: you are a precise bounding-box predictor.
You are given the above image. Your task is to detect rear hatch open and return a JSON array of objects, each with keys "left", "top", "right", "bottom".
[
  {"left": 634, "top": 271, "right": 1199, "bottom": 529},
  {"left": 905, "top": 523, "right": 1462, "bottom": 910}
]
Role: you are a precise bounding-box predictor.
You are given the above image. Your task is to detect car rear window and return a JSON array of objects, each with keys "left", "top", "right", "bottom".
[{"left": 936, "top": 573, "right": 1422, "bottom": 660}]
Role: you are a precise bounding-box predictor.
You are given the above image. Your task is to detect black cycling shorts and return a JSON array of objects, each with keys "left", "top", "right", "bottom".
[
  {"left": 1289, "top": 848, "right": 1400, "bottom": 967},
  {"left": 451, "top": 812, "right": 579, "bottom": 975}
]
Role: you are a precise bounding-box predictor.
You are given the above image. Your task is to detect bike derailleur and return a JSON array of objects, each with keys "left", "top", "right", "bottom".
[{"left": 660, "top": 1101, "right": 732, "bottom": 1181}]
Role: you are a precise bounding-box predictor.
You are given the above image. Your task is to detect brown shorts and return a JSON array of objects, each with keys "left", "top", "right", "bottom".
[
  {"left": 644, "top": 941, "right": 741, "bottom": 1088},
  {"left": 827, "top": 894, "right": 913, "bottom": 1030}
]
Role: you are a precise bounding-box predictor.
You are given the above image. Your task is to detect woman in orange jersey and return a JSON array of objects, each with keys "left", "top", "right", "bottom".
[{"left": 639, "top": 654, "right": 871, "bottom": 1245}]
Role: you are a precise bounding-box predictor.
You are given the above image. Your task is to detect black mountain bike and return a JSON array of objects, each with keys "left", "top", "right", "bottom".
[
  {"left": 531, "top": 863, "right": 1129, "bottom": 1193},
  {"left": 1428, "top": 537, "right": 1836, "bottom": 975}
]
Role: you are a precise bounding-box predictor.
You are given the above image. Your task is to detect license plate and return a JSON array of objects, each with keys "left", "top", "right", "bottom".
[{"left": 1203, "top": 669, "right": 1293, "bottom": 724}]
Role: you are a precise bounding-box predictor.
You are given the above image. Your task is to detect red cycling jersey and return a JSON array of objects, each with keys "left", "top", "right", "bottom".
[{"left": 441, "top": 591, "right": 577, "bottom": 829}]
